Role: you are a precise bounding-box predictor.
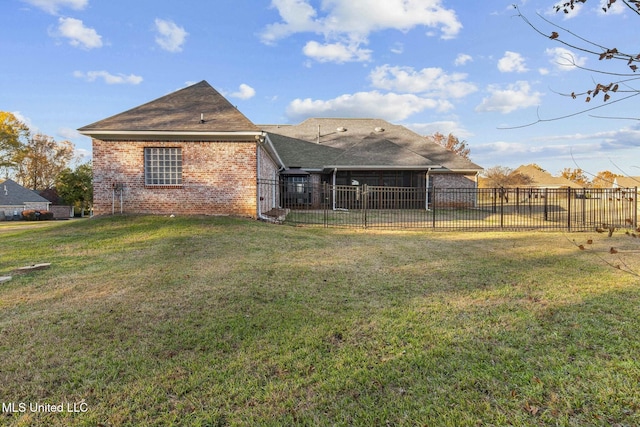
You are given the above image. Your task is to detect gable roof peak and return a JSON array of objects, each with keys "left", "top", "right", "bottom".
[{"left": 78, "top": 80, "right": 259, "bottom": 135}]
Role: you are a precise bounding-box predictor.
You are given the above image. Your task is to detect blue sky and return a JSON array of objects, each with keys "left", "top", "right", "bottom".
[{"left": 2, "top": 0, "right": 639, "bottom": 177}]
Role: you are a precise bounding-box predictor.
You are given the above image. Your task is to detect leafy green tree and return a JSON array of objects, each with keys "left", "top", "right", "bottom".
[
  {"left": 56, "top": 162, "right": 93, "bottom": 216},
  {"left": 13, "top": 133, "right": 75, "bottom": 190},
  {"left": 0, "top": 111, "right": 29, "bottom": 175}
]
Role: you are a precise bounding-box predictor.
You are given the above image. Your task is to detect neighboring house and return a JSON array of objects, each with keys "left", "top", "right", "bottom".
[
  {"left": 514, "top": 164, "right": 583, "bottom": 189},
  {"left": 613, "top": 176, "right": 640, "bottom": 188},
  {"left": 0, "top": 179, "right": 51, "bottom": 219},
  {"left": 478, "top": 164, "right": 584, "bottom": 189},
  {"left": 79, "top": 80, "right": 483, "bottom": 217},
  {"left": 39, "top": 188, "right": 74, "bottom": 219}
]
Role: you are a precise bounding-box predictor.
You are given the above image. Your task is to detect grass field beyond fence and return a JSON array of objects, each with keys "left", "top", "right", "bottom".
[{"left": 0, "top": 216, "right": 639, "bottom": 426}]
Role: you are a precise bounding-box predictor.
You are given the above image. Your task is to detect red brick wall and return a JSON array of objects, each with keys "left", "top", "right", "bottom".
[
  {"left": 430, "top": 173, "right": 478, "bottom": 208},
  {"left": 93, "top": 139, "right": 258, "bottom": 216}
]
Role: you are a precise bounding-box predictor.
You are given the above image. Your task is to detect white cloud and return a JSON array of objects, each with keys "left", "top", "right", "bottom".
[
  {"left": 74, "top": 147, "right": 92, "bottom": 161},
  {"left": 261, "top": 0, "right": 321, "bottom": 44},
  {"left": 369, "top": 65, "right": 477, "bottom": 99},
  {"left": 559, "top": 1, "right": 584, "bottom": 18},
  {"left": 598, "top": 0, "right": 626, "bottom": 14},
  {"left": 58, "top": 127, "right": 81, "bottom": 139},
  {"left": 11, "top": 111, "right": 35, "bottom": 131},
  {"left": 545, "top": 47, "right": 587, "bottom": 71},
  {"left": 454, "top": 53, "right": 472, "bottom": 66},
  {"left": 286, "top": 91, "right": 451, "bottom": 122},
  {"left": 56, "top": 17, "right": 102, "bottom": 49},
  {"left": 390, "top": 42, "right": 404, "bottom": 54},
  {"left": 22, "top": 0, "right": 87, "bottom": 15},
  {"left": 475, "top": 81, "right": 542, "bottom": 114},
  {"left": 406, "top": 121, "right": 473, "bottom": 139},
  {"left": 230, "top": 84, "right": 256, "bottom": 100},
  {"left": 73, "top": 70, "right": 143, "bottom": 85},
  {"left": 303, "top": 41, "right": 372, "bottom": 63},
  {"left": 497, "top": 51, "right": 528, "bottom": 73},
  {"left": 154, "top": 18, "right": 188, "bottom": 53},
  {"left": 474, "top": 140, "right": 531, "bottom": 155},
  {"left": 473, "top": 127, "right": 640, "bottom": 169},
  {"left": 542, "top": 128, "right": 640, "bottom": 151},
  {"left": 261, "top": 0, "right": 462, "bottom": 63}
]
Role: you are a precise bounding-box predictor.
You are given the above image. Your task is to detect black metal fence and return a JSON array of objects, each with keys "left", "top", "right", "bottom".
[{"left": 258, "top": 180, "right": 639, "bottom": 231}]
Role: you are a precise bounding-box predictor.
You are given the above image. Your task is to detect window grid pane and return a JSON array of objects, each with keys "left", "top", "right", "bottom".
[{"left": 145, "top": 148, "right": 182, "bottom": 185}]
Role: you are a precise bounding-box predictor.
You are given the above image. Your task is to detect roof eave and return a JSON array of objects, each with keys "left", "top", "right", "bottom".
[
  {"left": 429, "top": 168, "right": 483, "bottom": 174},
  {"left": 323, "top": 165, "right": 441, "bottom": 172},
  {"left": 79, "top": 130, "right": 263, "bottom": 141}
]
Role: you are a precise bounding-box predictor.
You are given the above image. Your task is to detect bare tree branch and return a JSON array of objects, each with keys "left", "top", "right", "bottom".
[{"left": 498, "top": 92, "right": 640, "bottom": 129}]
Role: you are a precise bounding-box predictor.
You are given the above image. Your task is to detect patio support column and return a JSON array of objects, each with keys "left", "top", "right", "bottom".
[
  {"left": 332, "top": 168, "right": 337, "bottom": 211},
  {"left": 425, "top": 170, "right": 431, "bottom": 211}
]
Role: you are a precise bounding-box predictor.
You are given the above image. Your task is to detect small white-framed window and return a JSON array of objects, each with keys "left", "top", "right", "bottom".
[
  {"left": 144, "top": 147, "right": 182, "bottom": 186},
  {"left": 286, "top": 176, "right": 308, "bottom": 193}
]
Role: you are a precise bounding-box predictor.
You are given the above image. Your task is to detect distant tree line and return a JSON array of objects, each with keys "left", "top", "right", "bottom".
[
  {"left": 1, "top": 111, "right": 92, "bottom": 212},
  {"left": 481, "top": 164, "right": 631, "bottom": 188}
]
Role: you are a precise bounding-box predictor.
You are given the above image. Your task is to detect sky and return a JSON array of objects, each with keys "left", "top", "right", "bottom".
[{"left": 1, "top": 0, "right": 639, "bottom": 177}]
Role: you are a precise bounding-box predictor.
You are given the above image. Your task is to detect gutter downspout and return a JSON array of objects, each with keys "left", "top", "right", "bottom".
[{"left": 256, "top": 133, "right": 285, "bottom": 222}]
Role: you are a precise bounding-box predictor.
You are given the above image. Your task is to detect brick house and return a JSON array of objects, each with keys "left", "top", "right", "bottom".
[
  {"left": 79, "top": 81, "right": 282, "bottom": 216},
  {"left": 79, "top": 81, "right": 482, "bottom": 217},
  {"left": 0, "top": 179, "right": 51, "bottom": 219}
]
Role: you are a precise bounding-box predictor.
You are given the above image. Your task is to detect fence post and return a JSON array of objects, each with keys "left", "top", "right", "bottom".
[
  {"left": 582, "top": 188, "right": 586, "bottom": 226},
  {"left": 323, "top": 182, "right": 328, "bottom": 228},
  {"left": 635, "top": 187, "right": 638, "bottom": 229},
  {"left": 493, "top": 188, "right": 497, "bottom": 213},
  {"left": 362, "top": 184, "right": 368, "bottom": 229},
  {"left": 500, "top": 187, "right": 504, "bottom": 229},
  {"left": 432, "top": 187, "right": 436, "bottom": 228},
  {"left": 567, "top": 187, "right": 572, "bottom": 232}
]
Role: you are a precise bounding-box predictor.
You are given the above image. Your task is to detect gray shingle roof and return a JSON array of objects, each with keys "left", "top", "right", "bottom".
[
  {"left": 262, "top": 118, "right": 482, "bottom": 171},
  {"left": 78, "top": 80, "right": 259, "bottom": 133},
  {"left": 0, "top": 179, "right": 51, "bottom": 205},
  {"left": 266, "top": 133, "right": 344, "bottom": 170},
  {"left": 77, "top": 81, "right": 482, "bottom": 173}
]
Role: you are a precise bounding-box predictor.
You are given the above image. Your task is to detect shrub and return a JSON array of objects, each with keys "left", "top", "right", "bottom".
[{"left": 21, "top": 210, "right": 54, "bottom": 221}]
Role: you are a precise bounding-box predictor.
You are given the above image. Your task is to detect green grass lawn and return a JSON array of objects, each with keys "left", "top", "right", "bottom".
[{"left": 0, "top": 216, "right": 638, "bottom": 426}]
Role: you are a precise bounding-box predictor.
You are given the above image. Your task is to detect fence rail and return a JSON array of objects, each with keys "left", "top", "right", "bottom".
[{"left": 258, "top": 180, "right": 639, "bottom": 231}]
